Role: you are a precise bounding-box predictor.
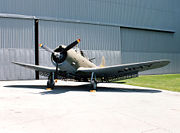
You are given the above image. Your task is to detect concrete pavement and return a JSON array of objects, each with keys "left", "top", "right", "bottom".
[{"left": 0, "top": 80, "right": 180, "bottom": 133}]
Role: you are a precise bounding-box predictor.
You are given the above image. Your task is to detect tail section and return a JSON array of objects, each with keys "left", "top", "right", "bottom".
[{"left": 99, "top": 56, "right": 105, "bottom": 67}]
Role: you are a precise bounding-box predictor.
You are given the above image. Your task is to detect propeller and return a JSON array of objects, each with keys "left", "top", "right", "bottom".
[
  {"left": 39, "top": 39, "right": 80, "bottom": 56},
  {"left": 39, "top": 43, "right": 54, "bottom": 53},
  {"left": 61, "top": 39, "right": 80, "bottom": 53},
  {"left": 39, "top": 39, "right": 81, "bottom": 79}
]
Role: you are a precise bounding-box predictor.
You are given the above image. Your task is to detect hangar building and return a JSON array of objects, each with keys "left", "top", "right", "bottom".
[{"left": 0, "top": 0, "right": 180, "bottom": 80}]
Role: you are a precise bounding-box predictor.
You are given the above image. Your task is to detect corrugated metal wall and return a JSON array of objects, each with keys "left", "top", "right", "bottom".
[
  {"left": 0, "top": 0, "right": 176, "bottom": 30},
  {"left": 121, "top": 28, "right": 176, "bottom": 53},
  {"left": 39, "top": 20, "right": 121, "bottom": 67},
  {"left": 39, "top": 20, "right": 121, "bottom": 51},
  {"left": 0, "top": 0, "right": 180, "bottom": 80},
  {"left": 0, "top": 18, "right": 35, "bottom": 80},
  {"left": 121, "top": 28, "right": 179, "bottom": 74}
]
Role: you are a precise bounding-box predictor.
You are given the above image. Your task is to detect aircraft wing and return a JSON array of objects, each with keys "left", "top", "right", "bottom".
[
  {"left": 77, "top": 60, "right": 170, "bottom": 78},
  {"left": 12, "top": 62, "right": 56, "bottom": 76}
]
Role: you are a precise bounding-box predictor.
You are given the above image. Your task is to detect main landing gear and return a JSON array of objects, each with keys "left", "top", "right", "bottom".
[
  {"left": 46, "top": 72, "right": 98, "bottom": 91},
  {"left": 90, "top": 72, "right": 97, "bottom": 91},
  {"left": 47, "top": 72, "right": 55, "bottom": 90}
]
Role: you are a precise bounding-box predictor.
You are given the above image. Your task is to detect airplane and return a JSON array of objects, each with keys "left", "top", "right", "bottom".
[{"left": 12, "top": 39, "right": 170, "bottom": 91}]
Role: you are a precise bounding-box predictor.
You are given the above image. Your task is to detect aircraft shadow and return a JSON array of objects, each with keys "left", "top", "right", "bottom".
[{"left": 4, "top": 84, "right": 161, "bottom": 95}]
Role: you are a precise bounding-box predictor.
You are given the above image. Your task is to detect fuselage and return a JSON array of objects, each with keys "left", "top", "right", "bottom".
[{"left": 51, "top": 45, "right": 96, "bottom": 75}]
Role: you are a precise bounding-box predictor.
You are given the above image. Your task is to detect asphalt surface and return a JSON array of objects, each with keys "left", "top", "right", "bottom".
[{"left": 0, "top": 80, "right": 180, "bottom": 133}]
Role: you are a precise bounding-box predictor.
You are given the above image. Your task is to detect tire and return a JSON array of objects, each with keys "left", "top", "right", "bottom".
[{"left": 47, "top": 80, "right": 54, "bottom": 89}]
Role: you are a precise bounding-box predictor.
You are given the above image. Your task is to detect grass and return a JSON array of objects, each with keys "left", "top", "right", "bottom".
[{"left": 115, "top": 74, "right": 180, "bottom": 92}]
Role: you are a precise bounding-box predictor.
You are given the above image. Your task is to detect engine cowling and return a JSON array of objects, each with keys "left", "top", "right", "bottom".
[{"left": 51, "top": 45, "right": 67, "bottom": 65}]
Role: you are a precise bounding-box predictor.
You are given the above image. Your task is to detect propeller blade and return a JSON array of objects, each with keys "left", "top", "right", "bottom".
[
  {"left": 39, "top": 44, "right": 54, "bottom": 53},
  {"left": 62, "top": 39, "right": 80, "bottom": 53}
]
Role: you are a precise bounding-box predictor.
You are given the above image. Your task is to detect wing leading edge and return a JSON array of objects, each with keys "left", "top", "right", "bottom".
[
  {"left": 12, "top": 60, "right": 170, "bottom": 81},
  {"left": 12, "top": 62, "right": 56, "bottom": 73},
  {"left": 77, "top": 60, "right": 170, "bottom": 79}
]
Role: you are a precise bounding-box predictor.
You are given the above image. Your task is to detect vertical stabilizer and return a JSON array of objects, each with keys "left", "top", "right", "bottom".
[{"left": 99, "top": 56, "right": 105, "bottom": 67}]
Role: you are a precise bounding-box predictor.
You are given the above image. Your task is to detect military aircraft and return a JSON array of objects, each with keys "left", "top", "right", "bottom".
[{"left": 12, "top": 39, "right": 170, "bottom": 90}]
